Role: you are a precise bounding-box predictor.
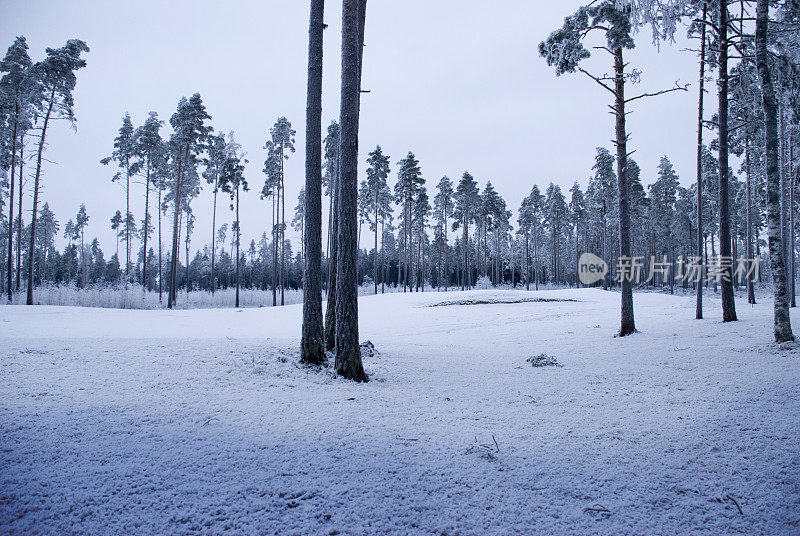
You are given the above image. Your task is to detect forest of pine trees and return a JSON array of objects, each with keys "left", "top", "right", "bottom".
[{"left": 1, "top": 1, "right": 799, "bottom": 352}]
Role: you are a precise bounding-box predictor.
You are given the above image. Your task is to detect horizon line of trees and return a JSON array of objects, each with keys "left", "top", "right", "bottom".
[{"left": 2, "top": 1, "right": 799, "bottom": 380}]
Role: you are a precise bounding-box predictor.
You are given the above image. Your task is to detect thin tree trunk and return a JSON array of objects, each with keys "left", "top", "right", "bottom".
[
  {"left": 614, "top": 47, "right": 635, "bottom": 336},
  {"left": 211, "top": 184, "right": 217, "bottom": 294},
  {"left": 26, "top": 87, "right": 55, "bottom": 305},
  {"left": 717, "top": 0, "right": 737, "bottom": 322},
  {"left": 301, "top": 0, "right": 326, "bottom": 365},
  {"left": 280, "top": 143, "right": 286, "bottom": 306},
  {"left": 236, "top": 187, "right": 240, "bottom": 308},
  {"left": 168, "top": 148, "right": 186, "bottom": 308},
  {"left": 158, "top": 186, "right": 163, "bottom": 302},
  {"left": 125, "top": 156, "right": 131, "bottom": 278},
  {"left": 746, "top": 139, "right": 756, "bottom": 303},
  {"left": 324, "top": 149, "right": 339, "bottom": 350},
  {"left": 143, "top": 159, "right": 151, "bottom": 291},
  {"left": 374, "top": 191, "right": 378, "bottom": 294},
  {"left": 696, "top": 0, "right": 707, "bottom": 319},
  {"left": 756, "top": 0, "right": 793, "bottom": 341},
  {"left": 787, "top": 133, "right": 797, "bottom": 307},
  {"left": 272, "top": 187, "right": 277, "bottom": 306},
  {"left": 6, "top": 111, "right": 17, "bottom": 302},
  {"left": 16, "top": 133, "right": 24, "bottom": 291}
]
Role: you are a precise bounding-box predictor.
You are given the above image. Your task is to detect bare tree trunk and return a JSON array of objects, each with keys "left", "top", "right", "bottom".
[
  {"left": 324, "top": 150, "right": 339, "bottom": 350},
  {"left": 158, "top": 187, "right": 163, "bottom": 302},
  {"left": 6, "top": 111, "right": 17, "bottom": 302},
  {"left": 756, "top": 0, "right": 793, "bottom": 342},
  {"left": 143, "top": 159, "right": 151, "bottom": 291},
  {"left": 614, "top": 47, "right": 635, "bottom": 336},
  {"left": 236, "top": 187, "right": 240, "bottom": 308},
  {"left": 125, "top": 156, "right": 131, "bottom": 278},
  {"left": 696, "top": 1, "right": 707, "bottom": 319},
  {"left": 534, "top": 222, "right": 539, "bottom": 290},
  {"left": 717, "top": 0, "right": 737, "bottom": 322},
  {"left": 272, "top": 188, "right": 277, "bottom": 306},
  {"left": 168, "top": 148, "right": 186, "bottom": 308},
  {"left": 301, "top": 0, "right": 326, "bottom": 365},
  {"left": 16, "top": 133, "right": 24, "bottom": 292},
  {"left": 790, "top": 132, "right": 796, "bottom": 307},
  {"left": 280, "top": 143, "right": 286, "bottom": 306},
  {"left": 211, "top": 184, "right": 217, "bottom": 294},
  {"left": 27, "top": 89, "right": 56, "bottom": 304},
  {"left": 334, "top": 0, "right": 368, "bottom": 381},
  {"left": 746, "top": 140, "right": 756, "bottom": 304}
]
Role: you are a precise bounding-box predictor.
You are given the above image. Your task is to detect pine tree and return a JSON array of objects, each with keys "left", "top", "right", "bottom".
[
  {"left": 755, "top": 0, "right": 794, "bottom": 342},
  {"left": 219, "top": 136, "right": 248, "bottom": 308},
  {"left": 323, "top": 121, "right": 340, "bottom": 349},
  {"left": 301, "top": 0, "right": 327, "bottom": 360},
  {"left": 26, "top": 39, "right": 89, "bottom": 305},
  {"left": 452, "top": 172, "right": 479, "bottom": 289},
  {"left": 269, "top": 116, "right": 296, "bottom": 306},
  {"left": 545, "top": 183, "right": 567, "bottom": 285},
  {"left": 166, "top": 94, "right": 211, "bottom": 308},
  {"left": 395, "top": 152, "right": 424, "bottom": 291},
  {"left": 334, "top": 0, "right": 368, "bottom": 382},
  {"left": 301, "top": 0, "right": 325, "bottom": 365},
  {"left": 541, "top": 2, "right": 687, "bottom": 334},
  {"left": 204, "top": 133, "right": 226, "bottom": 294},
  {"left": 75, "top": 204, "right": 89, "bottom": 287},
  {"left": 649, "top": 156, "right": 680, "bottom": 291},
  {"left": 101, "top": 113, "right": 139, "bottom": 278},
  {"left": 110, "top": 210, "right": 122, "bottom": 261},
  {"left": 434, "top": 176, "right": 454, "bottom": 290},
  {"left": 363, "top": 146, "right": 391, "bottom": 294},
  {"left": 136, "top": 112, "right": 164, "bottom": 293},
  {"left": 413, "top": 186, "right": 431, "bottom": 290},
  {"left": 1, "top": 36, "right": 35, "bottom": 302},
  {"left": 569, "top": 182, "right": 587, "bottom": 286}
]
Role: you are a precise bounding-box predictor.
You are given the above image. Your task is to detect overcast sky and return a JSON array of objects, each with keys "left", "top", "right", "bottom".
[{"left": 1, "top": 0, "right": 707, "bottom": 255}]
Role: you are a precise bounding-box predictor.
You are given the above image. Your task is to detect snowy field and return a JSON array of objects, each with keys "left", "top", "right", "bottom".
[{"left": 1, "top": 289, "right": 798, "bottom": 535}]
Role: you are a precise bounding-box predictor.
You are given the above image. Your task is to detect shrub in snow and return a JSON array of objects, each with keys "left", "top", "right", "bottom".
[
  {"left": 527, "top": 354, "right": 562, "bottom": 367},
  {"left": 474, "top": 276, "right": 493, "bottom": 290}
]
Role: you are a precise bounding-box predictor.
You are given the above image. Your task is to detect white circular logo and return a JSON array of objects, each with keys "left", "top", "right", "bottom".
[{"left": 578, "top": 253, "right": 608, "bottom": 285}]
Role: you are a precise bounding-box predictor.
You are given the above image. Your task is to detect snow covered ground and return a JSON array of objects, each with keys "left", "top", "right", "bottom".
[{"left": 1, "top": 289, "right": 798, "bottom": 535}]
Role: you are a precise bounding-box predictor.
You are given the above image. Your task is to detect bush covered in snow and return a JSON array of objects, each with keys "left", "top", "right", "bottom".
[{"left": 474, "top": 276, "right": 494, "bottom": 290}]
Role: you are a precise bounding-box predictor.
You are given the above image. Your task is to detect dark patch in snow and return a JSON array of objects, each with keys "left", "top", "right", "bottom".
[
  {"left": 527, "top": 354, "right": 562, "bottom": 367},
  {"left": 360, "top": 340, "right": 376, "bottom": 357},
  {"left": 427, "top": 297, "right": 577, "bottom": 307}
]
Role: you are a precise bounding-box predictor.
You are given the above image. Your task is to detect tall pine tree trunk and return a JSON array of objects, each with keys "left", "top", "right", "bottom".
[
  {"left": 16, "top": 133, "right": 24, "bottom": 291},
  {"left": 272, "top": 189, "right": 277, "bottom": 306},
  {"left": 211, "top": 184, "right": 218, "bottom": 294},
  {"left": 717, "top": 0, "right": 737, "bottom": 322},
  {"left": 614, "top": 47, "right": 635, "bottom": 336},
  {"left": 26, "top": 87, "right": 55, "bottom": 305},
  {"left": 6, "top": 110, "right": 17, "bottom": 302},
  {"left": 301, "top": 0, "right": 326, "bottom": 365},
  {"left": 143, "top": 160, "right": 151, "bottom": 291},
  {"left": 755, "top": 0, "right": 793, "bottom": 342},
  {"left": 280, "top": 146, "right": 286, "bottom": 306},
  {"left": 325, "top": 156, "right": 339, "bottom": 350},
  {"left": 334, "top": 0, "right": 367, "bottom": 381},
  {"left": 696, "top": 1, "right": 707, "bottom": 319},
  {"left": 168, "top": 149, "right": 186, "bottom": 308},
  {"left": 746, "top": 139, "right": 756, "bottom": 304},
  {"left": 236, "top": 187, "right": 240, "bottom": 308},
  {"left": 158, "top": 186, "right": 163, "bottom": 302}
]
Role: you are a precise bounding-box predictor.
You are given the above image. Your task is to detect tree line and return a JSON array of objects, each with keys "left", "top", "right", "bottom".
[{"left": 1, "top": 0, "right": 798, "bottom": 380}]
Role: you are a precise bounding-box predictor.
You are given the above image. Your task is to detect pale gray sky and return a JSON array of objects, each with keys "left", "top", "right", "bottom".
[{"left": 1, "top": 0, "right": 705, "bottom": 255}]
